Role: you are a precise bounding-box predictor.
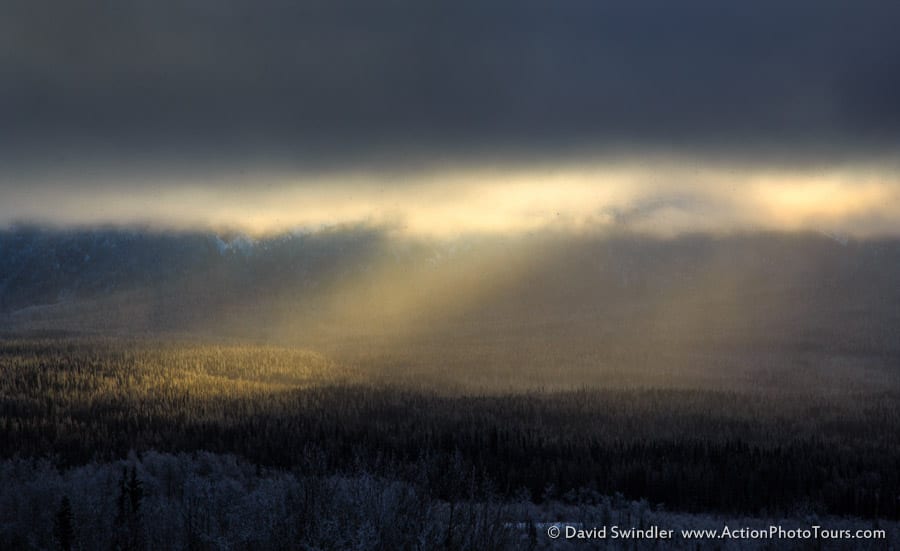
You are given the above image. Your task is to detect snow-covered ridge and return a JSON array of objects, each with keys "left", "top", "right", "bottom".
[{"left": 213, "top": 233, "right": 257, "bottom": 256}]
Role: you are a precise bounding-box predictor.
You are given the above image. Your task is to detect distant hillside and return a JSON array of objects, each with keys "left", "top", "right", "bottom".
[
  {"left": 2, "top": 226, "right": 900, "bottom": 358},
  {"left": 0, "top": 225, "right": 383, "bottom": 311}
]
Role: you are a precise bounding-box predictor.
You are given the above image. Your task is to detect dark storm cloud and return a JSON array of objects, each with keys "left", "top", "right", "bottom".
[{"left": 2, "top": 0, "right": 900, "bottom": 170}]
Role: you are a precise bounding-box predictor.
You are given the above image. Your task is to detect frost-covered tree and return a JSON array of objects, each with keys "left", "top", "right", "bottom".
[{"left": 113, "top": 466, "right": 144, "bottom": 551}]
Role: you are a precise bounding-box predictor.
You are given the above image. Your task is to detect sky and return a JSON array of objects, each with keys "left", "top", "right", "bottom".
[{"left": 2, "top": 0, "right": 900, "bottom": 237}]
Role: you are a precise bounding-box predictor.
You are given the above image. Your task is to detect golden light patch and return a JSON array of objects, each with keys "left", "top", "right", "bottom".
[
  {"left": 751, "top": 176, "right": 895, "bottom": 229},
  {"left": 4, "top": 157, "right": 900, "bottom": 237}
]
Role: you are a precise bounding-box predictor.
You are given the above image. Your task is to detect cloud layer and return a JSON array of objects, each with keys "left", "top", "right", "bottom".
[
  {"left": 3, "top": 1, "right": 900, "bottom": 164},
  {"left": 2, "top": 1, "right": 900, "bottom": 235},
  {"left": 2, "top": 159, "right": 898, "bottom": 238}
]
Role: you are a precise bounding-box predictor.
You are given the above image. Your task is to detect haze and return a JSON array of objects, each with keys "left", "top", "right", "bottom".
[{"left": 1, "top": 158, "right": 898, "bottom": 238}]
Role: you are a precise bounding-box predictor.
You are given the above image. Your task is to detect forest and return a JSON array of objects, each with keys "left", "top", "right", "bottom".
[{"left": 0, "top": 338, "right": 898, "bottom": 549}]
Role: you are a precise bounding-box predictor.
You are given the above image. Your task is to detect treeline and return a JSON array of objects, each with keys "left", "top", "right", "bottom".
[{"left": 1, "top": 340, "right": 899, "bottom": 519}]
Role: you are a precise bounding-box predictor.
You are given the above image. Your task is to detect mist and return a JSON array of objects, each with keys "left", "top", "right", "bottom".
[
  {"left": 3, "top": 156, "right": 900, "bottom": 239},
  {"left": 2, "top": 226, "right": 896, "bottom": 394}
]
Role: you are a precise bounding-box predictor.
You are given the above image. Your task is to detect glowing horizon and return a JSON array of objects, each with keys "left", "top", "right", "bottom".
[{"left": 3, "top": 156, "right": 900, "bottom": 239}]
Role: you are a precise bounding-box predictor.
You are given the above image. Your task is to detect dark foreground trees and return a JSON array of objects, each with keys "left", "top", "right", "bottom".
[
  {"left": 1, "top": 341, "right": 898, "bottom": 519},
  {"left": 1, "top": 451, "right": 896, "bottom": 550},
  {"left": 54, "top": 496, "right": 74, "bottom": 551},
  {"left": 0, "top": 452, "right": 522, "bottom": 551}
]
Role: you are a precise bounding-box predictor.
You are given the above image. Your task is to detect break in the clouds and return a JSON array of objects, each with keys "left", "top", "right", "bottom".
[{"left": 1, "top": 1, "right": 900, "bottom": 235}]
